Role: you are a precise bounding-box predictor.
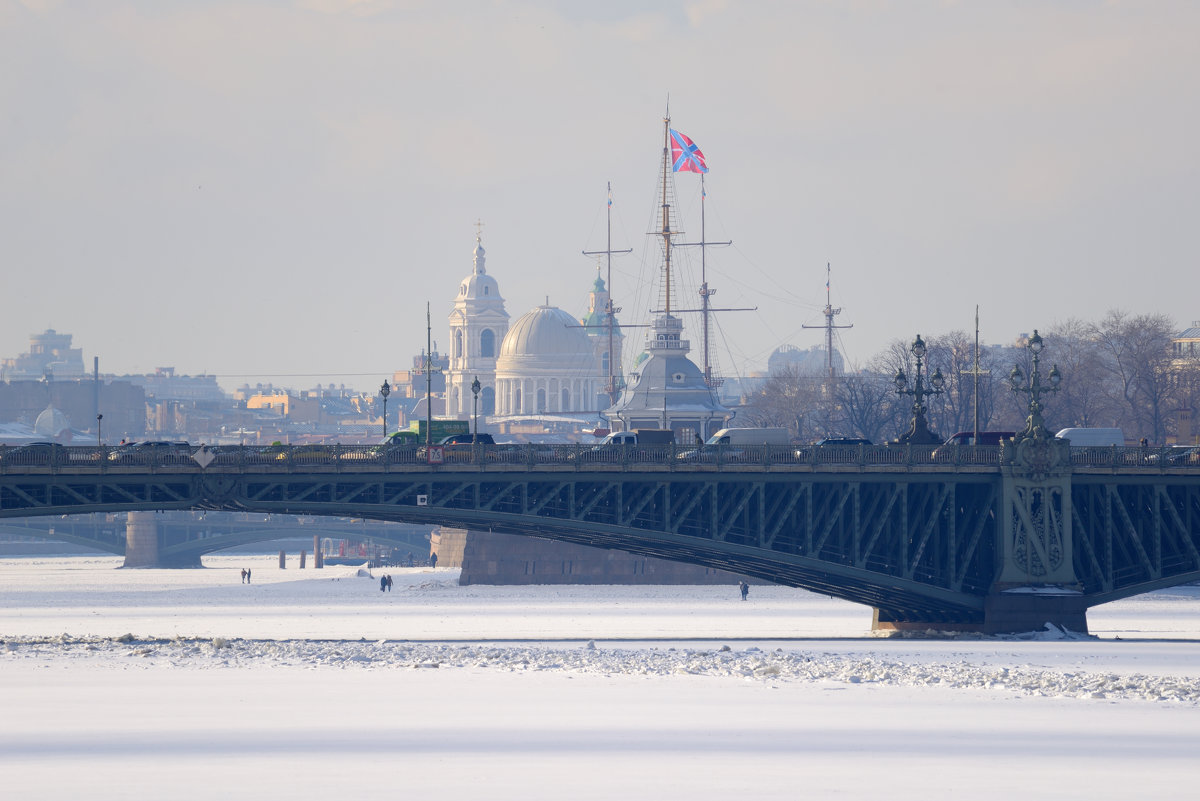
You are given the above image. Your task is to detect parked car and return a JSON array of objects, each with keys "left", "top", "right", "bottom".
[
  {"left": 286, "top": 444, "right": 339, "bottom": 464},
  {"left": 938, "top": 431, "right": 1015, "bottom": 447},
  {"left": 1147, "top": 445, "right": 1200, "bottom": 466},
  {"left": 107, "top": 441, "right": 192, "bottom": 464},
  {"left": 931, "top": 431, "right": 1015, "bottom": 460},
  {"left": 439, "top": 433, "right": 496, "bottom": 446},
  {"left": 1169, "top": 446, "right": 1200, "bottom": 465},
  {"left": 813, "top": 437, "right": 872, "bottom": 447},
  {"left": 416, "top": 433, "right": 497, "bottom": 463},
  {"left": 798, "top": 437, "right": 873, "bottom": 464},
  {"left": 1, "top": 441, "right": 69, "bottom": 465}
]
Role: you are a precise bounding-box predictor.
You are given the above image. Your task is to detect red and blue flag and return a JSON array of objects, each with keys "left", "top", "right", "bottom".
[{"left": 670, "top": 129, "right": 708, "bottom": 173}]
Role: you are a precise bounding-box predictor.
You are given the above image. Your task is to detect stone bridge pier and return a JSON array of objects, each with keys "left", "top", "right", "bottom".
[{"left": 122, "top": 511, "right": 200, "bottom": 568}]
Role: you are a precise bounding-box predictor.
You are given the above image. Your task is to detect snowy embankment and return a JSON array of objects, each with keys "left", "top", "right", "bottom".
[{"left": 5, "top": 633, "right": 1198, "bottom": 705}]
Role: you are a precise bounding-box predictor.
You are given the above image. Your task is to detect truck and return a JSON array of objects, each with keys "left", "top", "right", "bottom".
[
  {"left": 382, "top": 419, "right": 470, "bottom": 445},
  {"left": 597, "top": 429, "right": 675, "bottom": 446},
  {"left": 1055, "top": 427, "right": 1124, "bottom": 447},
  {"left": 580, "top": 429, "right": 675, "bottom": 462}
]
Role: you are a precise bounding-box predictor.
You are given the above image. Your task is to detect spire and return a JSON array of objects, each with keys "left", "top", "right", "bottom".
[
  {"left": 473, "top": 233, "right": 487, "bottom": 275},
  {"left": 582, "top": 182, "right": 631, "bottom": 406}
]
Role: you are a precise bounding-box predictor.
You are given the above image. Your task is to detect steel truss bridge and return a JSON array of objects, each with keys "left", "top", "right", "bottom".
[{"left": 2, "top": 442, "right": 1200, "bottom": 633}]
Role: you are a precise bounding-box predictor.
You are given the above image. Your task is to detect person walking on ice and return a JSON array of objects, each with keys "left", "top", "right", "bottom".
[{"left": 739, "top": 581, "right": 749, "bottom": 601}]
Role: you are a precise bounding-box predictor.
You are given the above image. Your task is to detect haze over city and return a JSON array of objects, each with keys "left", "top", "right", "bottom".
[{"left": 3, "top": 0, "right": 1197, "bottom": 392}]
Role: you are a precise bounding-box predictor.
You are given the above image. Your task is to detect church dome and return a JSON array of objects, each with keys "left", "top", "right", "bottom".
[
  {"left": 33, "top": 405, "right": 71, "bottom": 438},
  {"left": 458, "top": 271, "right": 502, "bottom": 301},
  {"left": 494, "top": 304, "right": 603, "bottom": 417},
  {"left": 456, "top": 237, "right": 504, "bottom": 302},
  {"left": 499, "top": 305, "right": 592, "bottom": 361}
]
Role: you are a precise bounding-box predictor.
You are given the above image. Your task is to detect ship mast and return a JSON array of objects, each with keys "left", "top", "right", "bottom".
[
  {"left": 802, "top": 263, "right": 853, "bottom": 381},
  {"left": 653, "top": 112, "right": 754, "bottom": 390},
  {"left": 425, "top": 301, "right": 433, "bottom": 449},
  {"left": 675, "top": 174, "right": 753, "bottom": 389},
  {"left": 659, "top": 113, "right": 676, "bottom": 315},
  {"left": 582, "top": 182, "right": 632, "bottom": 406}
]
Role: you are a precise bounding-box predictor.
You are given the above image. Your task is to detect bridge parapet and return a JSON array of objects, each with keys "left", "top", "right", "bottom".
[{"left": 3, "top": 443, "right": 1198, "bottom": 476}]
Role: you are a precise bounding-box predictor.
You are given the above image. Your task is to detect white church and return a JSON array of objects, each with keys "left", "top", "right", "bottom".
[
  {"left": 442, "top": 233, "right": 730, "bottom": 441},
  {"left": 444, "top": 235, "right": 622, "bottom": 434}
]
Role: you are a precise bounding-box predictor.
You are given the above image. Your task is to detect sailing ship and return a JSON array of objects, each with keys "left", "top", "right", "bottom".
[{"left": 599, "top": 110, "right": 734, "bottom": 441}]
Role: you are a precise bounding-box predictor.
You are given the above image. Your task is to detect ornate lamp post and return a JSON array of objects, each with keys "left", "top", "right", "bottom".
[
  {"left": 96, "top": 413, "right": 103, "bottom": 448},
  {"left": 379, "top": 380, "right": 391, "bottom": 440},
  {"left": 1009, "top": 329, "right": 1061, "bottom": 441},
  {"left": 894, "top": 334, "right": 945, "bottom": 445},
  {"left": 471, "top": 376, "right": 481, "bottom": 442}
]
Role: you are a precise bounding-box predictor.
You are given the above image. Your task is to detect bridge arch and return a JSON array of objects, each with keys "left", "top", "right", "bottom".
[{"left": 3, "top": 445, "right": 1200, "bottom": 632}]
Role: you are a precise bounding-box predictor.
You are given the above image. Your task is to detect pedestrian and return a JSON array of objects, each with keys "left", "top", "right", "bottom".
[
  {"left": 430, "top": 552, "right": 438, "bottom": 569},
  {"left": 380, "top": 575, "right": 387, "bottom": 592},
  {"left": 386, "top": 575, "right": 393, "bottom": 592},
  {"left": 240, "top": 568, "right": 247, "bottom": 584},
  {"left": 739, "top": 581, "right": 749, "bottom": 601},
  {"left": 246, "top": 568, "right": 251, "bottom": 584}
]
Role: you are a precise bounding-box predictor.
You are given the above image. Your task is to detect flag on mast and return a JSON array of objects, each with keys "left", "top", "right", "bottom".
[{"left": 670, "top": 129, "right": 708, "bottom": 173}]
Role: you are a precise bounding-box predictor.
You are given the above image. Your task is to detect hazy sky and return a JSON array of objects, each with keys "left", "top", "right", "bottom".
[{"left": 3, "top": 0, "right": 1197, "bottom": 392}]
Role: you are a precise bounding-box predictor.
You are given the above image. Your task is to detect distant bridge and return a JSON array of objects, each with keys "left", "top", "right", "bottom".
[
  {"left": 2, "top": 442, "right": 1199, "bottom": 633},
  {"left": 0, "top": 514, "right": 431, "bottom": 564}
]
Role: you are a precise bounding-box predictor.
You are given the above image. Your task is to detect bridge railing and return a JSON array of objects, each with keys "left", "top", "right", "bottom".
[
  {"left": 2, "top": 442, "right": 1198, "bottom": 473},
  {"left": 1065, "top": 445, "right": 1190, "bottom": 469}
]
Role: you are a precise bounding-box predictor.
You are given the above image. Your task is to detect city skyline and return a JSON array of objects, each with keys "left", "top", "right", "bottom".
[{"left": 3, "top": 1, "right": 1198, "bottom": 391}]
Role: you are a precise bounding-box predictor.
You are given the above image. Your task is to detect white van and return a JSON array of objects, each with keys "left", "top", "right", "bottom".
[
  {"left": 705, "top": 427, "right": 791, "bottom": 446},
  {"left": 1055, "top": 428, "right": 1124, "bottom": 447},
  {"left": 678, "top": 427, "right": 791, "bottom": 462}
]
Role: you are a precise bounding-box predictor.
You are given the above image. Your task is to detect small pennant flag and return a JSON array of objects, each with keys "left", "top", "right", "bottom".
[{"left": 670, "top": 129, "right": 708, "bottom": 173}]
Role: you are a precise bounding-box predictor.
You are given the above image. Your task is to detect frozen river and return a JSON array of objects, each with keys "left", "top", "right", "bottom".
[{"left": 3, "top": 555, "right": 1199, "bottom": 800}]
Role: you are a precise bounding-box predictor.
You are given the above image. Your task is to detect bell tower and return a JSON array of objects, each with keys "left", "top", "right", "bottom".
[{"left": 447, "top": 227, "right": 508, "bottom": 420}]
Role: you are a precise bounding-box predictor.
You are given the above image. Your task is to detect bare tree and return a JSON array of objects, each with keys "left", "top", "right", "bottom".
[
  {"left": 1090, "top": 310, "right": 1179, "bottom": 442},
  {"left": 835, "top": 372, "right": 905, "bottom": 443},
  {"left": 1043, "top": 318, "right": 1118, "bottom": 429},
  {"left": 923, "top": 330, "right": 979, "bottom": 438},
  {"left": 737, "top": 366, "right": 823, "bottom": 440},
  {"left": 748, "top": 311, "right": 1188, "bottom": 447}
]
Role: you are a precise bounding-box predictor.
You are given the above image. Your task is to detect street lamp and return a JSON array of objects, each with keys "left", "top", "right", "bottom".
[
  {"left": 894, "top": 334, "right": 945, "bottom": 445},
  {"left": 471, "top": 376, "right": 482, "bottom": 442},
  {"left": 379, "top": 380, "right": 391, "bottom": 440},
  {"left": 96, "top": 413, "right": 102, "bottom": 448},
  {"left": 1009, "top": 329, "right": 1061, "bottom": 441}
]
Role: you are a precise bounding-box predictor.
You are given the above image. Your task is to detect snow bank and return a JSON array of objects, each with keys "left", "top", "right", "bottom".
[{"left": 4, "top": 635, "right": 1196, "bottom": 705}]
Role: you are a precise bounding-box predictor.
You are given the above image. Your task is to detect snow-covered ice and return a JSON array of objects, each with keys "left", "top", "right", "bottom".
[{"left": 2, "top": 554, "right": 1199, "bottom": 800}]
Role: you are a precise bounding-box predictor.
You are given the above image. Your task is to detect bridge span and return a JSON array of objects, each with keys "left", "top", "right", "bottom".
[{"left": 2, "top": 441, "right": 1199, "bottom": 634}]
